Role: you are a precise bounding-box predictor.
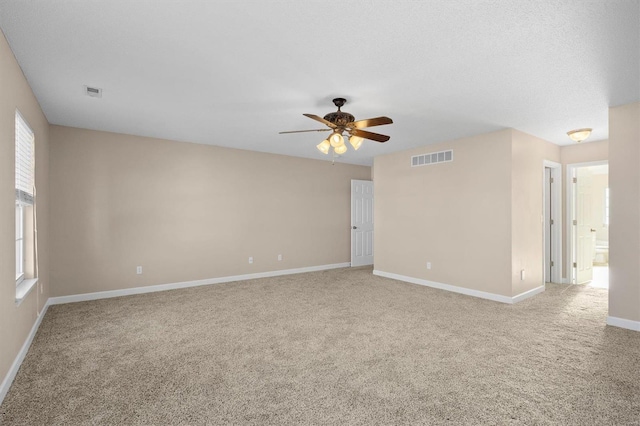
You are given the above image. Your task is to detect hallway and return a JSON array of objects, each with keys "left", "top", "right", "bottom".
[{"left": 588, "top": 266, "right": 609, "bottom": 289}]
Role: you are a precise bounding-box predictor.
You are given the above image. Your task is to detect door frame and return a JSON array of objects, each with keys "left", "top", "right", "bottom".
[
  {"left": 566, "top": 160, "right": 608, "bottom": 284},
  {"left": 543, "top": 160, "right": 563, "bottom": 284}
]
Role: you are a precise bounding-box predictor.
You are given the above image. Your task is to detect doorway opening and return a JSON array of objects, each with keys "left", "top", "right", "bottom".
[{"left": 567, "top": 161, "right": 609, "bottom": 288}]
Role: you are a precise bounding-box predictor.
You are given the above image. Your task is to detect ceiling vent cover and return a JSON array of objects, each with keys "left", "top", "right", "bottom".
[
  {"left": 411, "top": 149, "right": 453, "bottom": 167},
  {"left": 84, "top": 85, "right": 102, "bottom": 98}
]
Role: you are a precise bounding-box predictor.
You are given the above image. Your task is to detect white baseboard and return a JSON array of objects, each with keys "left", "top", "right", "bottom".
[
  {"left": 512, "top": 285, "right": 546, "bottom": 303},
  {"left": 49, "top": 262, "right": 351, "bottom": 305},
  {"left": 0, "top": 301, "right": 50, "bottom": 406},
  {"left": 607, "top": 316, "right": 640, "bottom": 332},
  {"left": 373, "top": 270, "right": 544, "bottom": 304}
]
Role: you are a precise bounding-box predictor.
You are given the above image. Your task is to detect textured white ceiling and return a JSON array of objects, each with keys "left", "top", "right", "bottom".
[{"left": 0, "top": 0, "right": 638, "bottom": 166}]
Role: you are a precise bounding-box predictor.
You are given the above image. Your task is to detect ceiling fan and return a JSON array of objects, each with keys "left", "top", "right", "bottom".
[{"left": 279, "top": 98, "right": 393, "bottom": 155}]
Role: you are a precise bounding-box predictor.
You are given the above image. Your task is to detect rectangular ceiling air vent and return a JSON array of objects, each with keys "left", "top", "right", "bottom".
[
  {"left": 84, "top": 85, "right": 102, "bottom": 98},
  {"left": 411, "top": 149, "right": 453, "bottom": 167}
]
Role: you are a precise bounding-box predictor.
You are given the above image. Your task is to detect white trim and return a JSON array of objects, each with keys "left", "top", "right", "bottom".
[
  {"left": 373, "top": 270, "right": 544, "bottom": 304},
  {"left": 566, "top": 160, "right": 608, "bottom": 285},
  {"left": 15, "top": 278, "right": 38, "bottom": 306},
  {"left": 49, "top": 263, "right": 350, "bottom": 305},
  {"left": 543, "top": 160, "right": 563, "bottom": 284},
  {"left": 0, "top": 300, "right": 49, "bottom": 406},
  {"left": 566, "top": 164, "right": 574, "bottom": 284},
  {"left": 512, "top": 285, "right": 546, "bottom": 303},
  {"left": 606, "top": 316, "right": 640, "bottom": 332}
]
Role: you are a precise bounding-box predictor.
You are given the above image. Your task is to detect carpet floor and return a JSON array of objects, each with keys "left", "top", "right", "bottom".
[{"left": 1, "top": 267, "right": 639, "bottom": 425}]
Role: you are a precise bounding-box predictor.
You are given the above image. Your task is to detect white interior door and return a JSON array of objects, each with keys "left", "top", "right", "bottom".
[
  {"left": 576, "top": 168, "right": 594, "bottom": 284},
  {"left": 351, "top": 180, "right": 374, "bottom": 266},
  {"left": 544, "top": 167, "right": 552, "bottom": 283}
]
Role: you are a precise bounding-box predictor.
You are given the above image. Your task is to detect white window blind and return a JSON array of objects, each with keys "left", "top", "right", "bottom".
[{"left": 15, "top": 111, "right": 35, "bottom": 205}]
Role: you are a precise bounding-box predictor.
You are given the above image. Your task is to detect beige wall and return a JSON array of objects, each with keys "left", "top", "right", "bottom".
[
  {"left": 49, "top": 126, "right": 370, "bottom": 297},
  {"left": 374, "top": 130, "right": 514, "bottom": 296},
  {"left": 0, "top": 31, "right": 50, "bottom": 390},
  {"left": 511, "top": 130, "right": 561, "bottom": 295},
  {"left": 374, "top": 129, "right": 560, "bottom": 298},
  {"left": 609, "top": 102, "right": 640, "bottom": 323},
  {"left": 560, "top": 139, "right": 609, "bottom": 165}
]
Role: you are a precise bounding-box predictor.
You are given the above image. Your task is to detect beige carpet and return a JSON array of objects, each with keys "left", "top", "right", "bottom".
[{"left": 1, "top": 267, "right": 639, "bottom": 425}]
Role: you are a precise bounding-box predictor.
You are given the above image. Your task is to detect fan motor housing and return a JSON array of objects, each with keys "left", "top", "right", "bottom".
[{"left": 323, "top": 111, "right": 355, "bottom": 126}]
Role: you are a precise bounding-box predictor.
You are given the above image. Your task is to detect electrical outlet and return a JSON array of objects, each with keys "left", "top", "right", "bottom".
[
  {"left": 520, "top": 269, "right": 525, "bottom": 280},
  {"left": 248, "top": 257, "right": 253, "bottom": 264},
  {"left": 427, "top": 262, "right": 432, "bottom": 270},
  {"left": 278, "top": 254, "right": 282, "bottom": 261},
  {"left": 136, "top": 266, "right": 143, "bottom": 275},
  {"left": 40, "top": 282, "right": 43, "bottom": 294}
]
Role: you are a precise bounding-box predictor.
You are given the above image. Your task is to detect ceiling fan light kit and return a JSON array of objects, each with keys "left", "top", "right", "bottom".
[
  {"left": 330, "top": 132, "right": 345, "bottom": 148},
  {"left": 316, "top": 139, "right": 330, "bottom": 154},
  {"left": 567, "top": 128, "right": 592, "bottom": 143},
  {"left": 334, "top": 144, "right": 348, "bottom": 155},
  {"left": 280, "top": 98, "right": 393, "bottom": 156},
  {"left": 349, "top": 135, "right": 364, "bottom": 150}
]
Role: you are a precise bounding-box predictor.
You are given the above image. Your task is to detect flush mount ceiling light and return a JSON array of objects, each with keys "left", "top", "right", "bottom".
[
  {"left": 279, "top": 98, "right": 393, "bottom": 156},
  {"left": 567, "top": 128, "right": 592, "bottom": 143}
]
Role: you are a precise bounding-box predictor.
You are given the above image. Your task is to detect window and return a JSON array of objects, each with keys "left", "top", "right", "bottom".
[
  {"left": 15, "top": 110, "right": 34, "bottom": 290},
  {"left": 604, "top": 187, "right": 610, "bottom": 226}
]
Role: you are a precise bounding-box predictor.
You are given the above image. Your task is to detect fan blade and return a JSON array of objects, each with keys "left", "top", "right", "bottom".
[
  {"left": 303, "top": 113, "right": 337, "bottom": 128},
  {"left": 348, "top": 116, "right": 393, "bottom": 129},
  {"left": 279, "top": 129, "right": 332, "bottom": 134},
  {"left": 350, "top": 128, "right": 390, "bottom": 143}
]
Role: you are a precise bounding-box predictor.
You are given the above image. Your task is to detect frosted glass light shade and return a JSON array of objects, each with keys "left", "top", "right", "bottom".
[
  {"left": 330, "top": 132, "right": 344, "bottom": 147},
  {"left": 316, "top": 139, "right": 330, "bottom": 154},
  {"left": 567, "top": 128, "right": 592, "bottom": 143},
  {"left": 349, "top": 135, "right": 364, "bottom": 150},
  {"left": 334, "top": 144, "right": 347, "bottom": 155}
]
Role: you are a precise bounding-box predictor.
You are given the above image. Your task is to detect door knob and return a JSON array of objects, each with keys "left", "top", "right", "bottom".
[
  {"left": 352, "top": 226, "right": 357, "bottom": 229},
  {"left": 590, "top": 228, "right": 596, "bottom": 232}
]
